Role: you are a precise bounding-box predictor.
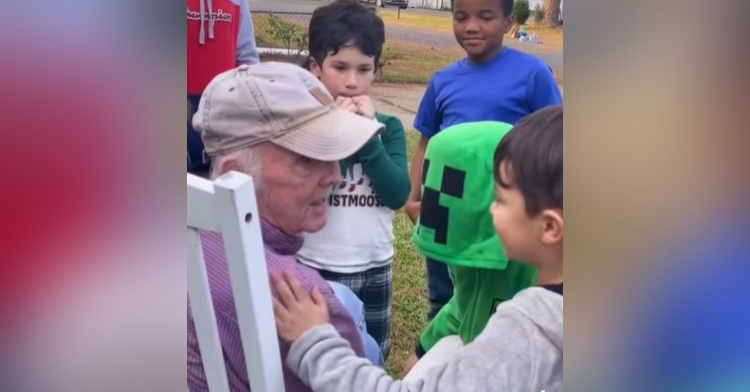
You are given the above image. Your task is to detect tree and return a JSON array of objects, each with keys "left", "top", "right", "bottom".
[{"left": 542, "top": 0, "right": 562, "bottom": 27}]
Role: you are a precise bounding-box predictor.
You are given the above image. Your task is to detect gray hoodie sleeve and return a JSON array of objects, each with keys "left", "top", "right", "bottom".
[
  {"left": 286, "top": 320, "right": 535, "bottom": 392},
  {"left": 235, "top": 0, "right": 259, "bottom": 64}
]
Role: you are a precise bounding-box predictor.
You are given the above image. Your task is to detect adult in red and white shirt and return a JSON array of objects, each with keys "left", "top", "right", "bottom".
[{"left": 187, "top": 0, "right": 259, "bottom": 173}]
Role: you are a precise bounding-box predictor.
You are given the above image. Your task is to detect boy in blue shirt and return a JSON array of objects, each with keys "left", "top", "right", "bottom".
[{"left": 403, "top": 0, "right": 562, "bottom": 375}]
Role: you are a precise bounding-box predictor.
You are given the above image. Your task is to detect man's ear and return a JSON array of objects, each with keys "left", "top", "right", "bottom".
[
  {"left": 308, "top": 57, "right": 322, "bottom": 78},
  {"left": 216, "top": 155, "right": 241, "bottom": 178},
  {"left": 540, "top": 209, "right": 563, "bottom": 245}
]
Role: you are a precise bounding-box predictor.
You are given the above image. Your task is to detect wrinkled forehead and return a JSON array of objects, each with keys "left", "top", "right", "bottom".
[
  {"left": 262, "top": 142, "right": 332, "bottom": 173},
  {"left": 263, "top": 142, "right": 300, "bottom": 162}
]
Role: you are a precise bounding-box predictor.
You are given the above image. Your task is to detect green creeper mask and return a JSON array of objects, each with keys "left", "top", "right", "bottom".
[{"left": 413, "top": 121, "right": 512, "bottom": 270}]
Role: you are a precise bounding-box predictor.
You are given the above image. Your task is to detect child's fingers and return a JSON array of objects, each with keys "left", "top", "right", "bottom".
[
  {"left": 310, "top": 286, "right": 327, "bottom": 310},
  {"left": 336, "top": 96, "right": 353, "bottom": 107},
  {"left": 272, "top": 272, "right": 297, "bottom": 307},
  {"left": 284, "top": 270, "right": 310, "bottom": 304},
  {"left": 337, "top": 102, "right": 356, "bottom": 113},
  {"left": 272, "top": 297, "right": 289, "bottom": 321}
]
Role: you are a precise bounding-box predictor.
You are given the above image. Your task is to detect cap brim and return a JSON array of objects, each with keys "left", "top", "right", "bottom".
[{"left": 270, "top": 107, "right": 384, "bottom": 161}]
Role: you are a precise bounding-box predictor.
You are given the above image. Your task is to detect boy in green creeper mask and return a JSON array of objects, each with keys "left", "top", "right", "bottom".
[{"left": 405, "top": 120, "right": 538, "bottom": 377}]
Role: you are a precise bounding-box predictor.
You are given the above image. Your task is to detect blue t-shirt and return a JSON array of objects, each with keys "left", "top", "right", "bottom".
[{"left": 414, "top": 47, "right": 562, "bottom": 137}]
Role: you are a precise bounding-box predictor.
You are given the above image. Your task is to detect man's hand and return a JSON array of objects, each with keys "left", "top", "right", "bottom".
[
  {"left": 272, "top": 271, "right": 330, "bottom": 343},
  {"left": 404, "top": 201, "right": 421, "bottom": 224},
  {"left": 399, "top": 353, "right": 419, "bottom": 379},
  {"left": 352, "top": 96, "right": 375, "bottom": 120}
]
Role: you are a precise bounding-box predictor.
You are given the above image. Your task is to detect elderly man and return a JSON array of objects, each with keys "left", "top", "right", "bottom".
[{"left": 187, "top": 62, "right": 383, "bottom": 392}]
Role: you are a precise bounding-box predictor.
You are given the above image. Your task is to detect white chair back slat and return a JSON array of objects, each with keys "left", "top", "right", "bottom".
[
  {"left": 187, "top": 172, "right": 285, "bottom": 392},
  {"left": 187, "top": 227, "right": 231, "bottom": 392},
  {"left": 188, "top": 174, "right": 221, "bottom": 232},
  {"left": 212, "top": 172, "right": 285, "bottom": 392}
]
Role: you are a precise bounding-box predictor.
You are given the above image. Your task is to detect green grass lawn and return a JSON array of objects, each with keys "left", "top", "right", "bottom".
[
  {"left": 386, "top": 129, "right": 428, "bottom": 376},
  {"left": 378, "top": 9, "right": 564, "bottom": 50},
  {"left": 252, "top": 13, "right": 563, "bottom": 86},
  {"left": 253, "top": 13, "right": 463, "bottom": 85}
]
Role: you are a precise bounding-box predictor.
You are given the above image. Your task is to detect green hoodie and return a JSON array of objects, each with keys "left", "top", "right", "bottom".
[{"left": 412, "top": 121, "right": 538, "bottom": 354}]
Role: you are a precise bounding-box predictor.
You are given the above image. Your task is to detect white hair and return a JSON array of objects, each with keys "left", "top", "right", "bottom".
[{"left": 210, "top": 145, "right": 264, "bottom": 188}]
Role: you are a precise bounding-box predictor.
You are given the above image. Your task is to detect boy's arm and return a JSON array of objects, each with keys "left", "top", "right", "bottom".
[
  {"left": 406, "top": 80, "right": 441, "bottom": 223},
  {"left": 417, "top": 317, "right": 535, "bottom": 392},
  {"left": 356, "top": 114, "right": 410, "bottom": 210},
  {"left": 527, "top": 61, "right": 562, "bottom": 111},
  {"left": 400, "top": 264, "right": 459, "bottom": 376},
  {"left": 287, "top": 324, "right": 423, "bottom": 392},
  {"left": 417, "top": 292, "right": 462, "bottom": 357},
  {"left": 236, "top": 0, "right": 260, "bottom": 65},
  {"left": 288, "top": 319, "right": 535, "bottom": 392},
  {"left": 404, "top": 136, "right": 428, "bottom": 223}
]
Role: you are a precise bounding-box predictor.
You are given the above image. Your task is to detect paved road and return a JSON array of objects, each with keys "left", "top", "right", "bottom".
[
  {"left": 251, "top": 0, "right": 323, "bottom": 13},
  {"left": 250, "top": 0, "right": 563, "bottom": 71}
]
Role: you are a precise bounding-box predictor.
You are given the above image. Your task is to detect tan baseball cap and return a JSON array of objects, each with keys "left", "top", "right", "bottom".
[{"left": 192, "top": 62, "right": 384, "bottom": 161}]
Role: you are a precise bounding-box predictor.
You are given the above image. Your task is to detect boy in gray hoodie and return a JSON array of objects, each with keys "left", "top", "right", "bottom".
[{"left": 271, "top": 105, "right": 564, "bottom": 392}]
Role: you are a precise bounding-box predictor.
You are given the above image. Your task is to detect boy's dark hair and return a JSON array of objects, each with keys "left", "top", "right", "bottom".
[
  {"left": 308, "top": 0, "right": 385, "bottom": 70},
  {"left": 493, "top": 105, "right": 562, "bottom": 216},
  {"left": 451, "top": 0, "right": 514, "bottom": 17}
]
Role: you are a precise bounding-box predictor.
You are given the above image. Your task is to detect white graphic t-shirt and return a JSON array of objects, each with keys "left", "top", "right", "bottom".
[{"left": 298, "top": 163, "right": 394, "bottom": 273}]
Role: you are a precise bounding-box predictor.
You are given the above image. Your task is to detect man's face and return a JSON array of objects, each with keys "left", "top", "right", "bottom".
[
  {"left": 309, "top": 43, "right": 376, "bottom": 99},
  {"left": 452, "top": 0, "right": 510, "bottom": 63},
  {"left": 257, "top": 143, "right": 340, "bottom": 235}
]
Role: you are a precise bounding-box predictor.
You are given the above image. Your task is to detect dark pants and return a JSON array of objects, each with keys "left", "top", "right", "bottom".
[
  {"left": 187, "top": 94, "right": 210, "bottom": 174},
  {"left": 426, "top": 257, "right": 454, "bottom": 320}
]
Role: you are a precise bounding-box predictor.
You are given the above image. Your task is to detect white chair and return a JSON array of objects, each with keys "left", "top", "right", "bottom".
[{"left": 187, "top": 172, "right": 285, "bottom": 392}]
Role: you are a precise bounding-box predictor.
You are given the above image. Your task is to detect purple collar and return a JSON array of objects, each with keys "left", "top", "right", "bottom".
[{"left": 260, "top": 218, "right": 303, "bottom": 256}]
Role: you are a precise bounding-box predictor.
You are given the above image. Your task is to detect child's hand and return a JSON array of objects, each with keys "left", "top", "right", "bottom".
[
  {"left": 352, "top": 96, "right": 375, "bottom": 120},
  {"left": 336, "top": 96, "right": 359, "bottom": 114},
  {"left": 400, "top": 353, "right": 420, "bottom": 379},
  {"left": 404, "top": 200, "right": 421, "bottom": 224},
  {"left": 272, "top": 271, "right": 330, "bottom": 343}
]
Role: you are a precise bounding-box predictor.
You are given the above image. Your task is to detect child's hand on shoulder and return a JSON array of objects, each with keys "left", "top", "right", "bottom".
[{"left": 272, "top": 271, "right": 330, "bottom": 343}]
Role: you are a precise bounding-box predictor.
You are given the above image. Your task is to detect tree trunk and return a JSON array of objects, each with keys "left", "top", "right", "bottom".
[{"left": 542, "top": 0, "right": 562, "bottom": 27}]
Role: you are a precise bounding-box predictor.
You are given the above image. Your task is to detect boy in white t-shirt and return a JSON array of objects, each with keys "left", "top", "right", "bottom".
[{"left": 296, "top": 0, "right": 409, "bottom": 361}]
